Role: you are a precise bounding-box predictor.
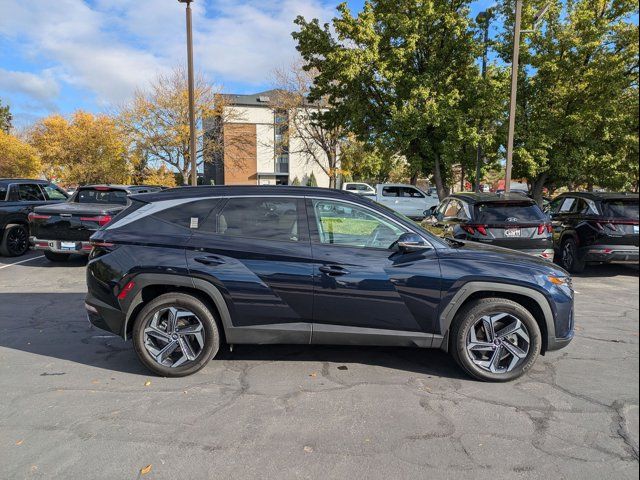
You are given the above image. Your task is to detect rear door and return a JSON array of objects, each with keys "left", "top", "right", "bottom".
[
  {"left": 307, "top": 197, "right": 442, "bottom": 341},
  {"left": 185, "top": 196, "right": 314, "bottom": 342}
]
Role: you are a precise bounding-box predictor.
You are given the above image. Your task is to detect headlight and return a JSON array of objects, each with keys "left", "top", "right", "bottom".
[{"left": 547, "top": 275, "right": 573, "bottom": 296}]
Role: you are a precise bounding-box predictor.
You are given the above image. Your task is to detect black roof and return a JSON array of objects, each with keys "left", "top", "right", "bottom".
[
  {"left": 131, "top": 185, "right": 363, "bottom": 203},
  {"left": 448, "top": 192, "right": 535, "bottom": 204},
  {"left": 556, "top": 191, "right": 639, "bottom": 201},
  {"left": 0, "top": 178, "right": 51, "bottom": 184}
]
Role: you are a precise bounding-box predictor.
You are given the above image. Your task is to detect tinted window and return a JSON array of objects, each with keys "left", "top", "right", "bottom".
[
  {"left": 444, "top": 200, "right": 468, "bottom": 219},
  {"left": 17, "top": 184, "right": 45, "bottom": 201},
  {"left": 559, "top": 198, "right": 576, "bottom": 212},
  {"left": 602, "top": 200, "right": 639, "bottom": 219},
  {"left": 574, "top": 198, "right": 598, "bottom": 215},
  {"left": 382, "top": 186, "right": 401, "bottom": 197},
  {"left": 401, "top": 187, "right": 424, "bottom": 198},
  {"left": 216, "top": 197, "right": 301, "bottom": 242},
  {"left": 154, "top": 199, "right": 222, "bottom": 231},
  {"left": 474, "top": 202, "right": 546, "bottom": 223},
  {"left": 42, "top": 184, "right": 68, "bottom": 200},
  {"left": 0, "top": 185, "right": 7, "bottom": 201},
  {"left": 76, "top": 188, "right": 128, "bottom": 205},
  {"left": 311, "top": 199, "right": 406, "bottom": 249}
]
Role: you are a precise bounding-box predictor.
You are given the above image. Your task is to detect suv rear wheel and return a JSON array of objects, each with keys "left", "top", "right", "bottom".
[
  {"left": 132, "top": 293, "right": 221, "bottom": 377},
  {"left": 450, "top": 298, "right": 541, "bottom": 382},
  {"left": 0, "top": 224, "right": 29, "bottom": 257},
  {"left": 560, "top": 238, "right": 585, "bottom": 273}
]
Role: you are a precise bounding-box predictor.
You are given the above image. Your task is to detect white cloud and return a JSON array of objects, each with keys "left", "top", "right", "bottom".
[
  {"left": 0, "top": 0, "right": 337, "bottom": 113},
  {"left": 0, "top": 68, "right": 60, "bottom": 108}
]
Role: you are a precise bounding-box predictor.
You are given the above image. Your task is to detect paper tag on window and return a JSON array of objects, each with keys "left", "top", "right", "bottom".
[{"left": 190, "top": 217, "right": 199, "bottom": 229}]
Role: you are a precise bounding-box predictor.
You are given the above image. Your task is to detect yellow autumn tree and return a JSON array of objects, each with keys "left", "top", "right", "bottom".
[
  {"left": 0, "top": 131, "right": 42, "bottom": 178},
  {"left": 29, "top": 111, "right": 131, "bottom": 185},
  {"left": 143, "top": 164, "right": 177, "bottom": 188}
]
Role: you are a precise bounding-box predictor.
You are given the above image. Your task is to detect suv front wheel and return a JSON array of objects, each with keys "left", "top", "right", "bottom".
[
  {"left": 132, "top": 293, "right": 221, "bottom": 377},
  {"left": 450, "top": 298, "right": 541, "bottom": 382}
]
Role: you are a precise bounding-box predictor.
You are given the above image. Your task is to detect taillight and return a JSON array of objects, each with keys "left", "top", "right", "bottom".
[
  {"left": 28, "top": 213, "right": 51, "bottom": 221},
  {"left": 547, "top": 224, "right": 553, "bottom": 233},
  {"left": 117, "top": 281, "right": 135, "bottom": 300},
  {"left": 538, "top": 224, "right": 552, "bottom": 235},
  {"left": 80, "top": 215, "right": 113, "bottom": 226},
  {"left": 463, "top": 225, "right": 488, "bottom": 236}
]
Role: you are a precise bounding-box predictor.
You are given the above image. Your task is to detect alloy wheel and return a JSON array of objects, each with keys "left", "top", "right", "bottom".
[
  {"left": 562, "top": 242, "right": 575, "bottom": 270},
  {"left": 143, "top": 306, "right": 206, "bottom": 368},
  {"left": 466, "top": 312, "right": 531, "bottom": 374},
  {"left": 7, "top": 226, "right": 28, "bottom": 255}
]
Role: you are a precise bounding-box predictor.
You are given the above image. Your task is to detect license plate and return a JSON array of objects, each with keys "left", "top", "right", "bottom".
[
  {"left": 504, "top": 228, "right": 521, "bottom": 237},
  {"left": 60, "top": 241, "right": 77, "bottom": 251}
]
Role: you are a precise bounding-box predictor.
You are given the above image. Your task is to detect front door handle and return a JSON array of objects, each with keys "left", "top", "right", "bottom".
[
  {"left": 194, "top": 256, "right": 225, "bottom": 266},
  {"left": 319, "top": 265, "right": 350, "bottom": 276}
]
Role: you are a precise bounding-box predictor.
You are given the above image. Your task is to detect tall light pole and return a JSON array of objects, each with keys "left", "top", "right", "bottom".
[
  {"left": 505, "top": 2, "right": 550, "bottom": 193},
  {"left": 475, "top": 8, "right": 493, "bottom": 193},
  {"left": 179, "top": 0, "right": 198, "bottom": 186}
]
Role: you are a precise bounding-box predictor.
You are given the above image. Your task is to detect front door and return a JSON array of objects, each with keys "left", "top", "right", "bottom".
[
  {"left": 186, "top": 196, "right": 314, "bottom": 343},
  {"left": 306, "top": 198, "right": 442, "bottom": 343}
]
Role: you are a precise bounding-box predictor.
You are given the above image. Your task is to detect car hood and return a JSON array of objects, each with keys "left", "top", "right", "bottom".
[{"left": 439, "top": 239, "right": 569, "bottom": 276}]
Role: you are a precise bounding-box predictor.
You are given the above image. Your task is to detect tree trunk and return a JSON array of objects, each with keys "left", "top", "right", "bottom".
[
  {"left": 410, "top": 172, "right": 418, "bottom": 185},
  {"left": 460, "top": 164, "right": 465, "bottom": 192},
  {"left": 433, "top": 153, "right": 448, "bottom": 200},
  {"left": 530, "top": 172, "right": 548, "bottom": 206}
]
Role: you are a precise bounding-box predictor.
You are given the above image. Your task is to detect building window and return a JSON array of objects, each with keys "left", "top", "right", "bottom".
[{"left": 274, "top": 109, "right": 289, "bottom": 175}]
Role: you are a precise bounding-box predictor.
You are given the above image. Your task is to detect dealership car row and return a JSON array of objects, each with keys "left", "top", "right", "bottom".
[{"left": 0, "top": 177, "right": 638, "bottom": 380}]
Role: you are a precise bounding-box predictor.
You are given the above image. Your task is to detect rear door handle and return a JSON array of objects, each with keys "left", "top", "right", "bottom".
[
  {"left": 194, "top": 256, "right": 225, "bottom": 266},
  {"left": 319, "top": 265, "right": 350, "bottom": 276}
]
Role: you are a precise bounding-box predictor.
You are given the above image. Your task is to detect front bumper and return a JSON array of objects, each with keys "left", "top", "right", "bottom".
[
  {"left": 30, "top": 236, "right": 93, "bottom": 255},
  {"left": 581, "top": 245, "right": 639, "bottom": 264}
]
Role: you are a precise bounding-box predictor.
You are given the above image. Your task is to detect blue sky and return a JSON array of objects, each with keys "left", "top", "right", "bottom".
[{"left": 0, "top": 0, "right": 497, "bottom": 128}]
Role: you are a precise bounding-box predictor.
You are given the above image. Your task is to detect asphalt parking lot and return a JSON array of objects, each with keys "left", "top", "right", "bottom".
[{"left": 0, "top": 251, "right": 638, "bottom": 479}]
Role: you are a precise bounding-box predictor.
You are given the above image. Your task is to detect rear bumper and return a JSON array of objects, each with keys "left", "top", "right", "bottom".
[
  {"left": 30, "top": 236, "right": 92, "bottom": 255},
  {"left": 581, "top": 245, "right": 639, "bottom": 264},
  {"left": 85, "top": 292, "right": 126, "bottom": 337}
]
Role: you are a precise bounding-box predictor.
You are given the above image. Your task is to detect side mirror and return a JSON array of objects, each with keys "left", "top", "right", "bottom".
[
  {"left": 396, "top": 232, "right": 429, "bottom": 253},
  {"left": 424, "top": 206, "right": 437, "bottom": 217}
]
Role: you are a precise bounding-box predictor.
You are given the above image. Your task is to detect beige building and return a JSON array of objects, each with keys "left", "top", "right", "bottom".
[{"left": 203, "top": 90, "right": 333, "bottom": 187}]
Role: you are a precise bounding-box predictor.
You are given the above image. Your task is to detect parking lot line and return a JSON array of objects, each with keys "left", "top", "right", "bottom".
[{"left": 0, "top": 255, "right": 45, "bottom": 270}]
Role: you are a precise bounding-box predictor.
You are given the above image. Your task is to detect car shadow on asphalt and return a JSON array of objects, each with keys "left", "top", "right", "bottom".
[
  {"left": 570, "top": 263, "right": 639, "bottom": 278},
  {"left": 0, "top": 292, "right": 467, "bottom": 379}
]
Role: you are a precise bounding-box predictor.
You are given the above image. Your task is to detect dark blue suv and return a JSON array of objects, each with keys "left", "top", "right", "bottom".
[{"left": 85, "top": 186, "right": 574, "bottom": 381}]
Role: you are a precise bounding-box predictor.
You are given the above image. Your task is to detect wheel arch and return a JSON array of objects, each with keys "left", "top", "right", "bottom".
[
  {"left": 438, "top": 282, "right": 554, "bottom": 354},
  {"left": 122, "top": 274, "right": 232, "bottom": 343}
]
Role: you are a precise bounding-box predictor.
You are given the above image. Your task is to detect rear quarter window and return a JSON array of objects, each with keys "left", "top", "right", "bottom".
[{"left": 153, "top": 199, "right": 222, "bottom": 232}]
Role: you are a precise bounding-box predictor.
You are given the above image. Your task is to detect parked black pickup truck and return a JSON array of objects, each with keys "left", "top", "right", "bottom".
[
  {"left": 29, "top": 185, "right": 161, "bottom": 261},
  {"left": 0, "top": 178, "right": 69, "bottom": 256}
]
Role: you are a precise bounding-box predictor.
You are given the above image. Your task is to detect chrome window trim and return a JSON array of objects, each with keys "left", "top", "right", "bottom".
[{"left": 106, "top": 192, "right": 436, "bottom": 249}]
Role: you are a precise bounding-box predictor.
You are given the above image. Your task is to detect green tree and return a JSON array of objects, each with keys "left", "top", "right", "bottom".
[
  {"left": 339, "top": 137, "right": 404, "bottom": 183},
  {"left": 0, "top": 99, "right": 12, "bottom": 134},
  {"left": 307, "top": 172, "right": 318, "bottom": 186},
  {"left": 293, "top": 0, "right": 484, "bottom": 199},
  {"left": 496, "top": 0, "right": 639, "bottom": 198}
]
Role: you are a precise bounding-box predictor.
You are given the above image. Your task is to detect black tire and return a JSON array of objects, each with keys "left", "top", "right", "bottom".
[
  {"left": 44, "top": 251, "right": 71, "bottom": 262},
  {"left": 132, "top": 293, "right": 220, "bottom": 377},
  {"left": 0, "top": 224, "right": 30, "bottom": 257},
  {"left": 450, "top": 298, "right": 542, "bottom": 382},
  {"left": 560, "top": 237, "right": 586, "bottom": 273}
]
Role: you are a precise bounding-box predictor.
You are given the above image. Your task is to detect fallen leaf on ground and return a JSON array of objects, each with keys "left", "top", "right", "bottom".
[
  {"left": 309, "top": 373, "right": 317, "bottom": 378},
  {"left": 303, "top": 446, "right": 313, "bottom": 453},
  {"left": 15, "top": 440, "right": 23, "bottom": 446},
  {"left": 140, "top": 464, "right": 152, "bottom": 475},
  {"left": 144, "top": 381, "right": 151, "bottom": 386},
  {"left": 337, "top": 365, "right": 348, "bottom": 371}
]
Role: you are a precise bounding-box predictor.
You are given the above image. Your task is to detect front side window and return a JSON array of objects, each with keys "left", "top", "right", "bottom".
[
  {"left": 17, "top": 184, "right": 45, "bottom": 201},
  {"left": 42, "top": 184, "right": 68, "bottom": 200},
  {"left": 311, "top": 199, "right": 406, "bottom": 249},
  {"left": 216, "top": 197, "right": 301, "bottom": 242}
]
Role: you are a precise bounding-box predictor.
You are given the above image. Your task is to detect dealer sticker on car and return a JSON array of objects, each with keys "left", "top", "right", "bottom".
[{"left": 504, "top": 227, "right": 521, "bottom": 237}]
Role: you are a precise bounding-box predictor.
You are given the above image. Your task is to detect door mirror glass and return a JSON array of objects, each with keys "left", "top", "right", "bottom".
[{"left": 395, "top": 232, "right": 429, "bottom": 252}]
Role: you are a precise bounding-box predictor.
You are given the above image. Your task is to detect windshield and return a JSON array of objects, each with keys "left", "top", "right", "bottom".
[
  {"left": 475, "top": 202, "right": 546, "bottom": 224},
  {"left": 76, "top": 188, "right": 128, "bottom": 205},
  {"left": 602, "top": 200, "right": 639, "bottom": 220}
]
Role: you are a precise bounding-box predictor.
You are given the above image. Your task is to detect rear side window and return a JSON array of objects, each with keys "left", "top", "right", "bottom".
[
  {"left": 475, "top": 202, "right": 546, "bottom": 223},
  {"left": 153, "top": 199, "right": 222, "bottom": 231},
  {"left": 382, "top": 186, "right": 400, "bottom": 197},
  {"left": 42, "top": 184, "right": 68, "bottom": 200},
  {"left": 216, "top": 197, "right": 302, "bottom": 242},
  {"left": 76, "top": 188, "right": 128, "bottom": 205},
  {"left": 0, "top": 185, "right": 7, "bottom": 201},
  {"left": 17, "top": 184, "right": 45, "bottom": 201},
  {"left": 602, "top": 200, "right": 639, "bottom": 219},
  {"left": 400, "top": 187, "right": 424, "bottom": 198},
  {"left": 559, "top": 198, "right": 576, "bottom": 212}
]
